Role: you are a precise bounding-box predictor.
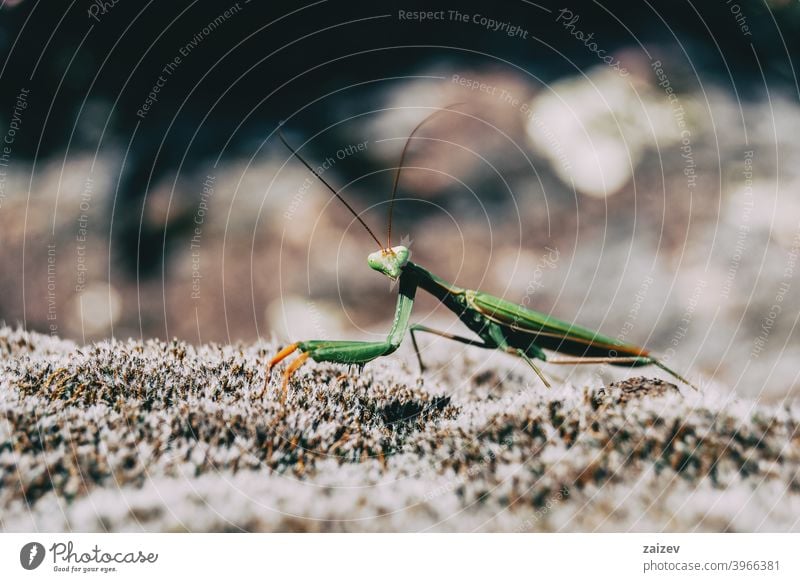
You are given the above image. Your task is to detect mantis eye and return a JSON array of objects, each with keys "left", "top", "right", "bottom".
[
  {"left": 367, "top": 245, "right": 410, "bottom": 277},
  {"left": 391, "top": 245, "right": 410, "bottom": 267}
]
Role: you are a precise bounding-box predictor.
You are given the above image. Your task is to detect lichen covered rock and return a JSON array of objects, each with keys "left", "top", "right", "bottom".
[{"left": 1, "top": 326, "right": 798, "bottom": 532}]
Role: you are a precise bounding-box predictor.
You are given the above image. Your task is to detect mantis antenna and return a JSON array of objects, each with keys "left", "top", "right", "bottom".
[
  {"left": 278, "top": 129, "right": 383, "bottom": 250},
  {"left": 385, "top": 103, "right": 465, "bottom": 249}
]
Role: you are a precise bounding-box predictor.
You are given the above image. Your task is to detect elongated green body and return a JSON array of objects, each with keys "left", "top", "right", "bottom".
[
  {"left": 407, "top": 262, "right": 650, "bottom": 361},
  {"left": 271, "top": 116, "right": 696, "bottom": 392},
  {"left": 295, "top": 260, "right": 659, "bottom": 375}
]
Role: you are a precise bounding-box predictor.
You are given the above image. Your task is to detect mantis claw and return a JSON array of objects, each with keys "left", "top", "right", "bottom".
[
  {"left": 280, "top": 352, "right": 310, "bottom": 404},
  {"left": 260, "top": 343, "right": 309, "bottom": 404},
  {"left": 268, "top": 342, "right": 300, "bottom": 371}
]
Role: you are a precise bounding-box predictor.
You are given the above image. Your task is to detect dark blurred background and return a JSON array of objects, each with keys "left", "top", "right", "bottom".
[{"left": 1, "top": 0, "right": 799, "bottom": 399}]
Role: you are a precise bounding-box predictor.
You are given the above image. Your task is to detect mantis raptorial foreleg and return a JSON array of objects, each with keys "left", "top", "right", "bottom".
[
  {"left": 266, "top": 340, "right": 396, "bottom": 403},
  {"left": 265, "top": 275, "right": 419, "bottom": 402}
]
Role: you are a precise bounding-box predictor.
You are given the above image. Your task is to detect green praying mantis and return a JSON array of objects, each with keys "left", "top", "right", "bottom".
[{"left": 267, "top": 105, "right": 697, "bottom": 401}]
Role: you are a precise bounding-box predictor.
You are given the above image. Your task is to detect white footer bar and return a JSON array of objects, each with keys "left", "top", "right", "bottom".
[{"left": 1, "top": 533, "right": 798, "bottom": 581}]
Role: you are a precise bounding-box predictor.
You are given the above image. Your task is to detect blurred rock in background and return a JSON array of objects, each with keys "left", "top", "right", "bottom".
[{"left": 1, "top": 0, "right": 799, "bottom": 400}]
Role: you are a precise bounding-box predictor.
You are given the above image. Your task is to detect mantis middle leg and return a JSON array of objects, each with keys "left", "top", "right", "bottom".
[
  {"left": 409, "top": 322, "right": 553, "bottom": 388},
  {"left": 408, "top": 323, "right": 492, "bottom": 373}
]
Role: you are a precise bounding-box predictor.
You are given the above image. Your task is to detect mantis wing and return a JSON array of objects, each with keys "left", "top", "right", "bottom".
[{"left": 467, "top": 291, "right": 650, "bottom": 358}]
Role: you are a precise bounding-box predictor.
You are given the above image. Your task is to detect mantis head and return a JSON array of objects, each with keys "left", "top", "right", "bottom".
[
  {"left": 368, "top": 245, "right": 410, "bottom": 280},
  {"left": 279, "top": 107, "right": 460, "bottom": 283}
]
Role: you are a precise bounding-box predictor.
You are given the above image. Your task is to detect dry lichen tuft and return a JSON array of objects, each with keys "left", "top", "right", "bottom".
[{"left": 1, "top": 326, "right": 799, "bottom": 532}]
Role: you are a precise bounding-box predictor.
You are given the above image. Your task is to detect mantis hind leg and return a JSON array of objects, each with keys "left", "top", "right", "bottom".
[
  {"left": 515, "top": 349, "right": 552, "bottom": 388},
  {"left": 544, "top": 355, "right": 698, "bottom": 391}
]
